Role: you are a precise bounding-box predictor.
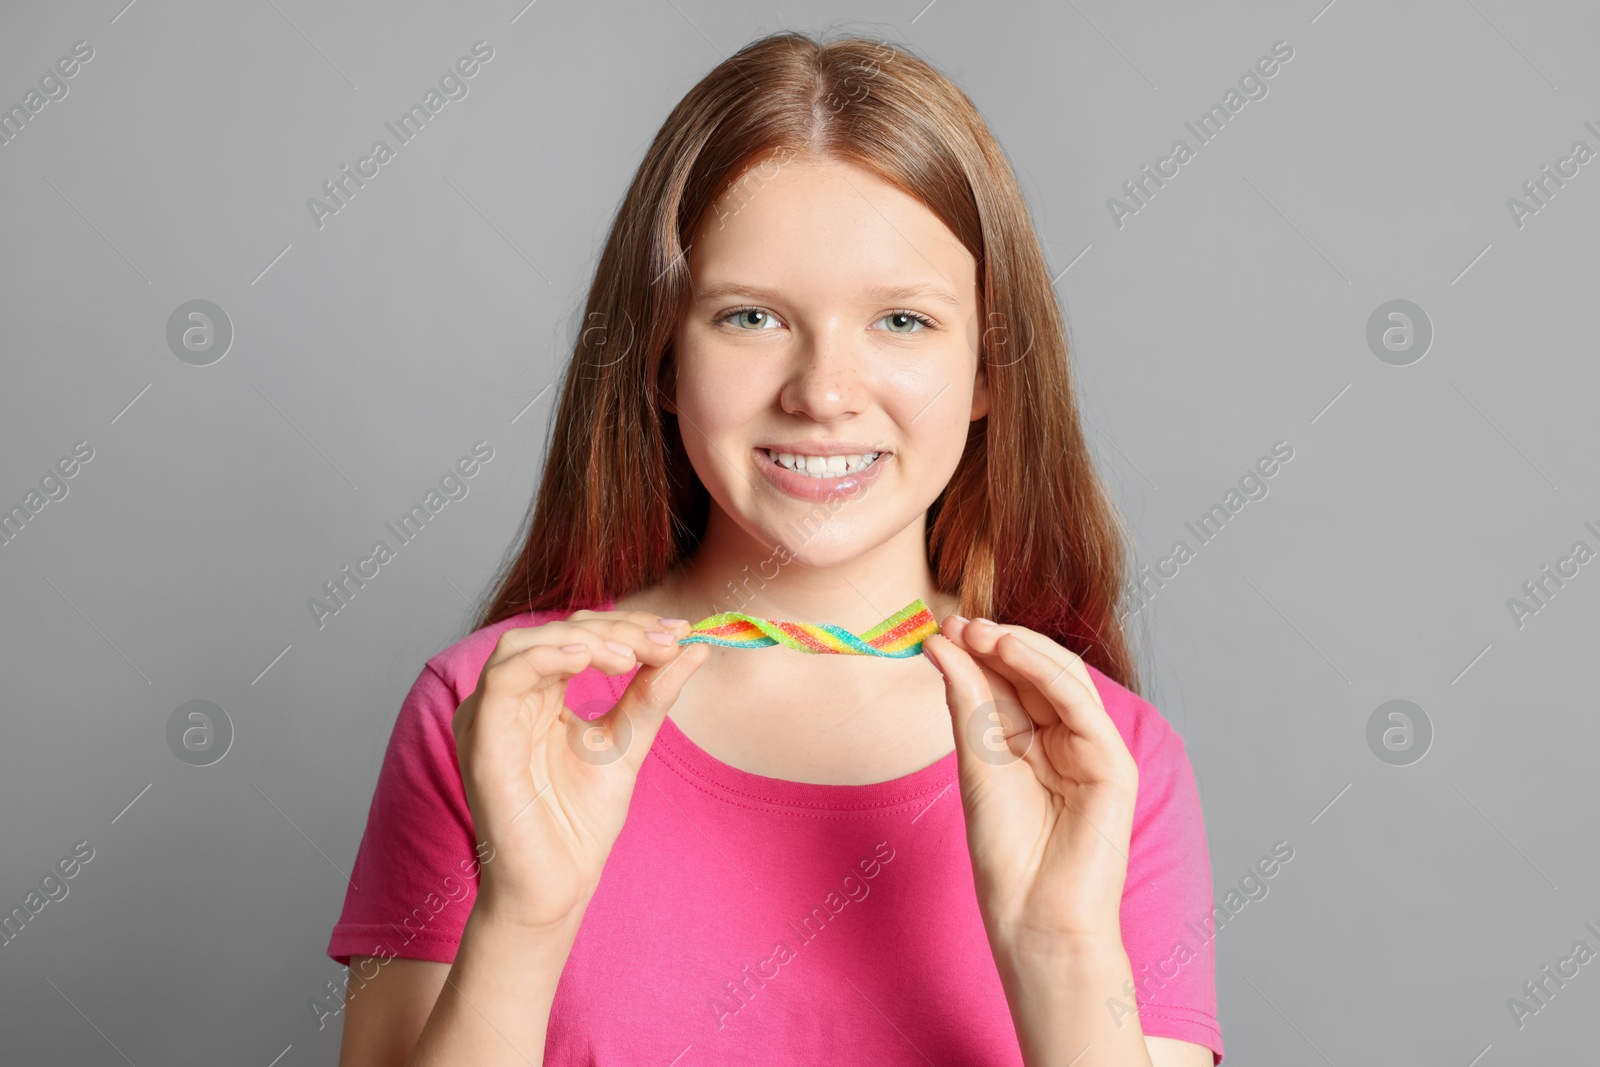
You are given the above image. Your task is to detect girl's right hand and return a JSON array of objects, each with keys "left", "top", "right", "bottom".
[{"left": 451, "top": 609, "right": 711, "bottom": 933}]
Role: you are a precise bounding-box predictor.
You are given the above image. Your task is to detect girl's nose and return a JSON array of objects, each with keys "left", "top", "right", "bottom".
[{"left": 779, "top": 328, "right": 866, "bottom": 420}]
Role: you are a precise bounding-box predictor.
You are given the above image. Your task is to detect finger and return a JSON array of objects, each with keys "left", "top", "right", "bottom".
[
  {"left": 943, "top": 617, "right": 1109, "bottom": 719},
  {"left": 598, "top": 640, "right": 712, "bottom": 776},
  {"left": 495, "top": 617, "right": 690, "bottom": 679},
  {"left": 923, "top": 633, "right": 1023, "bottom": 788},
  {"left": 568, "top": 608, "right": 694, "bottom": 632},
  {"left": 941, "top": 634, "right": 1030, "bottom": 728},
  {"left": 495, "top": 611, "right": 694, "bottom": 659},
  {"left": 939, "top": 617, "right": 1063, "bottom": 728},
  {"left": 958, "top": 623, "right": 1124, "bottom": 753},
  {"left": 473, "top": 618, "right": 693, "bottom": 759},
  {"left": 934, "top": 617, "right": 1100, "bottom": 710},
  {"left": 471, "top": 636, "right": 591, "bottom": 736},
  {"left": 564, "top": 619, "right": 685, "bottom": 676}
]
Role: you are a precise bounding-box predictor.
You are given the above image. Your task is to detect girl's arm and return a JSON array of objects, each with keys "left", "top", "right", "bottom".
[
  {"left": 337, "top": 610, "right": 707, "bottom": 1065},
  {"left": 335, "top": 908, "right": 579, "bottom": 1067},
  {"left": 335, "top": 958, "right": 446, "bottom": 1067},
  {"left": 996, "top": 934, "right": 1147, "bottom": 1065},
  {"left": 996, "top": 935, "right": 1212, "bottom": 1066},
  {"left": 923, "top": 619, "right": 1216, "bottom": 1067},
  {"left": 404, "top": 909, "right": 581, "bottom": 1066}
]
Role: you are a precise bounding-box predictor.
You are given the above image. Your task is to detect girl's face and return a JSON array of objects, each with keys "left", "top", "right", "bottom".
[{"left": 667, "top": 153, "right": 988, "bottom": 566}]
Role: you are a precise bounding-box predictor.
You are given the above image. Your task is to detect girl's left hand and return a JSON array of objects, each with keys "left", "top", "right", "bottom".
[{"left": 922, "top": 617, "right": 1140, "bottom": 953}]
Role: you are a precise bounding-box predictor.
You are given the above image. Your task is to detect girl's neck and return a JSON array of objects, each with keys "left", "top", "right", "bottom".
[
  {"left": 609, "top": 512, "right": 962, "bottom": 784},
  {"left": 644, "top": 510, "right": 960, "bottom": 631}
]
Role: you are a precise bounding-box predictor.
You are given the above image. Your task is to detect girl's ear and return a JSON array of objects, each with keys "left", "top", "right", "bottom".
[{"left": 970, "top": 357, "right": 990, "bottom": 421}]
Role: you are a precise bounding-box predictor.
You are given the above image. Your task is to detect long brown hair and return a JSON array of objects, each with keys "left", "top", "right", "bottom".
[{"left": 470, "top": 29, "right": 1145, "bottom": 694}]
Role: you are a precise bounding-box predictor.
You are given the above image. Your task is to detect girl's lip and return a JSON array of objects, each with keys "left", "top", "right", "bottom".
[{"left": 755, "top": 447, "right": 890, "bottom": 502}]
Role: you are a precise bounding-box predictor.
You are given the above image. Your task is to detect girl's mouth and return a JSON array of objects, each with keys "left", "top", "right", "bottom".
[
  {"left": 763, "top": 448, "right": 883, "bottom": 477},
  {"left": 756, "top": 447, "right": 891, "bottom": 501}
]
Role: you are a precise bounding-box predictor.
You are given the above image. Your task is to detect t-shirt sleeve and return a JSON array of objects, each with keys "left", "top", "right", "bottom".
[
  {"left": 325, "top": 660, "right": 484, "bottom": 968},
  {"left": 1116, "top": 710, "right": 1225, "bottom": 1064}
]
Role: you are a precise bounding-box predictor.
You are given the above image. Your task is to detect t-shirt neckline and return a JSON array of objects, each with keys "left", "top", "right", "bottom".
[{"left": 592, "top": 596, "right": 959, "bottom": 814}]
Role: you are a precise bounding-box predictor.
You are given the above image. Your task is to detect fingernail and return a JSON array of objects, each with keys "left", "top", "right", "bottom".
[
  {"left": 949, "top": 614, "right": 969, "bottom": 624},
  {"left": 922, "top": 644, "right": 946, "bottom": 677},
  {"left": 971, "top": 616, "right": 994, "bottom": 627},
  {"left": 646, "top": 630, "right": 675, "bottom": 645},
  {"left": 604, "top": 639, "right": 634, "bottom": 656},
  {"left": 659, "top": 617, "right": 689, "bottom": 627},
  {"left": 560, "top": 643, "right": 587, "bottom": 652}
]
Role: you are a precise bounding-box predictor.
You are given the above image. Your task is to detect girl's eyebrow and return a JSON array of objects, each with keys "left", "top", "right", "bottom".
[{"left": 693, "top": 281, "right": 963, "bottom": 309}]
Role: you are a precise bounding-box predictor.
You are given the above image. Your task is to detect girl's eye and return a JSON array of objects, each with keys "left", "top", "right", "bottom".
[
  {"left": 877, "top": 310, "right": 937, "bottom": 334},
  {"left": 714, "top": 307, "right": 939, "bottom": 333},
  {"left": 718, "top": 307, "right": 783, "bottom": 330}
]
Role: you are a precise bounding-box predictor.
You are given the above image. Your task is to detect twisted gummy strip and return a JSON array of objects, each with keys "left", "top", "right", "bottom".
[{"left": 679, "top": 598, "right": 940, "bottom": 658}]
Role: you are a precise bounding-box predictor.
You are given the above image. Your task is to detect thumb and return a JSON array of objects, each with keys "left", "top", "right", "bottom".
[
  {"left": 924, "top": 634, "right": 1011, "bottom": 791},
  {"left": 596, "top": 641, "right": 711, "bottom": 774}
]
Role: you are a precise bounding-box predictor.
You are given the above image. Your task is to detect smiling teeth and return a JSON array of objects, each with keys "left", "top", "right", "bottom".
[{"left": 767, "top": 450, "right": 882, "bottom": 477}]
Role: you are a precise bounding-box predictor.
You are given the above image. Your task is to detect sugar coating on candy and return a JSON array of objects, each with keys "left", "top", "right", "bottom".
[{"left": 679, "top": 598, "right": 940, "bottom": 658}]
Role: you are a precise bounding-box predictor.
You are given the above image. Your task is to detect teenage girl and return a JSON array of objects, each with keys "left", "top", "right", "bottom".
[{"left": 328, "top": 30, "right": 1222, "bottom": 1067}]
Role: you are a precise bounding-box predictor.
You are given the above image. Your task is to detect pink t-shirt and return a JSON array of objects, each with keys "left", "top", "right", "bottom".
[{"left": 327, "top": 602, "right": 1224, "bottom": 1064}]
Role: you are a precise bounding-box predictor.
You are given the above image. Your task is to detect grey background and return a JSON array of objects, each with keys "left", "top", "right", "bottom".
[{"left": 2, "top": 0, "right": 1595, "bottom": 1063}]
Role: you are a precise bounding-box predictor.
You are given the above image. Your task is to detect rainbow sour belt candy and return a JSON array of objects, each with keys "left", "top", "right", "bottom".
[{"left": 679, "top": 598, "right": 940, "bottom": 658}]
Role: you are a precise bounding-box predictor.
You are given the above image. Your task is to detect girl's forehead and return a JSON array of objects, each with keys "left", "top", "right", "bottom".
[
  {"left": 678, "top": 154, "right": 979, "bottom": 322},
  {"left": 703, "top": 158, "right": 927, "bottom": 236},
  {"left": 702, "top": 228, "right": 965, "bottom": 272}
]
